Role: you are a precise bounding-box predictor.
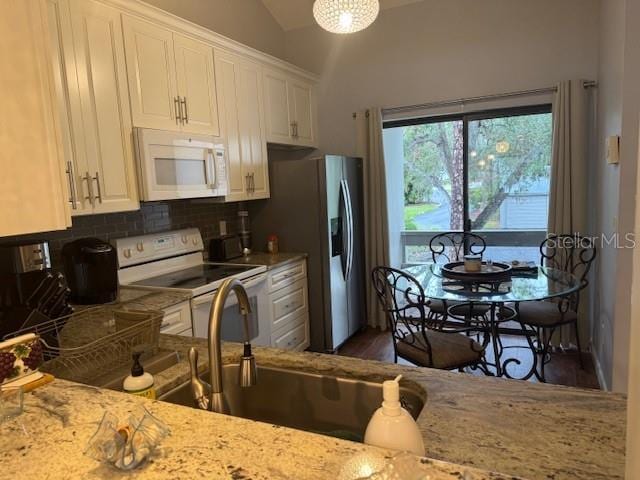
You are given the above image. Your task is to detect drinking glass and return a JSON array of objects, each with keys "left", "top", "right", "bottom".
[{"left": 0, "top": 386, "right": 24, "bottom": 423}]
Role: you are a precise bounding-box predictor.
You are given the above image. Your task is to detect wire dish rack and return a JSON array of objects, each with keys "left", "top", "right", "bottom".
[{"left": 9, "top": 307, "right": 163, "bottom": 384}]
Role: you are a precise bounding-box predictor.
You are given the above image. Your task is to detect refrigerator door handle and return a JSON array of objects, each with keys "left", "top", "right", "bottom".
[
  {"left": 339, "top": 180, "right": 349, "bottom": 280},
  {"left": 341, "top": 179, "right": 355, "bottom": 281}
]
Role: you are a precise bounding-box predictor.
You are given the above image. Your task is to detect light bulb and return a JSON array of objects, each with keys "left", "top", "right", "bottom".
[{"left": 339, "top": 11, "right": 354, "bottom": 28}]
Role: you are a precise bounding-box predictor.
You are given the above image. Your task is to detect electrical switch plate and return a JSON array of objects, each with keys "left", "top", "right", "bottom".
[{"left": 606, "top": 135, "right": 620, "bottom": 164}]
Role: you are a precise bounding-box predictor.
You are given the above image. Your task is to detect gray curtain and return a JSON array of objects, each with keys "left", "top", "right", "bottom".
[
  {"left": 548, "top": 79, "right": 589, "bottom": 346},
  {"left": 358, "top": 108, "right": 391, "bottom": 330}
]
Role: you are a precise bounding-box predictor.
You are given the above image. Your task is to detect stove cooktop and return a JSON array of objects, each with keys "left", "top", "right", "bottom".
[{"left": 130, "top": 264, "right": 257, "bottom": 290}]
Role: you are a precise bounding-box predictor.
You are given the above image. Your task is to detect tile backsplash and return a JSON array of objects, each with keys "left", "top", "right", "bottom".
[{"left": 0, "top": 200, "right": 243, "bottom": 268}]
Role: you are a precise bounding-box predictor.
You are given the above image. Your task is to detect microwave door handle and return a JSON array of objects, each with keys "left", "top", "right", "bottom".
[{"left": 205, "top": 149, "right": 216, "bottom": 188}]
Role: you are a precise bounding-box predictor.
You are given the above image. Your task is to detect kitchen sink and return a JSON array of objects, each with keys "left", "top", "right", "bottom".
[{"left": 159, "top": 364, "right": 425, "bottom": 442}]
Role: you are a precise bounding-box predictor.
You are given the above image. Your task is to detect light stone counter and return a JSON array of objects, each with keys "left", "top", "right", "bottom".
[
  {"left": 157, "top": 336, "right": 627, "bottom": 480},
  {"left": 0, "top": 379, "right": 514, "bottom": 479},
  {"left": 0, "top": 335, "right": 625, "bottom": 479}
]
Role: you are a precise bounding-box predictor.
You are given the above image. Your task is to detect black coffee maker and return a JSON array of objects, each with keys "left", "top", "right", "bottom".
[{"left": 62, "top": 238, "right": 118, "bottom": 304}]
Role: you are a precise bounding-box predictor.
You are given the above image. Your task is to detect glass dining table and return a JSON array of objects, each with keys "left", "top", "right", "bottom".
[{"left": 403, "top": 263, "right": 581, "bottom": 378}]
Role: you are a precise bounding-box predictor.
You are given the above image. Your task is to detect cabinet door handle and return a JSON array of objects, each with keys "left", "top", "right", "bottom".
[
  {"left": 245, "top": 173, "right": 251, "bottom": 194},
  {"left": 251, "top": 173, "right": 255, "bottom": 193},
  {"left": 92, "top": 172, "right": 103, "bottom": 204},
  {"left": 65, "top": 161, "right": 77, "bottom": 210},
  {"left": 181, "top": 96, "right": 188, "bottom": 124},
  {"left": 83, "top": 172, "right": 94, "bottom": 206},
  {"left": 290, "top": 122, "right": 296, "bottom": 137},
  {"left": 174, "top": 97, "right": 181, "bottom": 125},
  {"left": 293, "top": 121, "right": 299, "bottom": 138}
]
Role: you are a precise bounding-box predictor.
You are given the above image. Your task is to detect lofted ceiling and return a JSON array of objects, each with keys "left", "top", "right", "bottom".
[{"left": 261, "top": 0, "right": 424, "bottom": 31}]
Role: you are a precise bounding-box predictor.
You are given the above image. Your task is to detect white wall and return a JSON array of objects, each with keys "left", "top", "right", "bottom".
[
  {"left": 284, "top": 0, "right": 600, "bottom": 156},
  {"left": 628, "top": 122, "right": 640, "bottom": 480},
  {"left": 612, "top": 0, "right": 640, "bottom": 393},
  {"left": 142, "top": 0, "right": 286, "bottom": 58},
  {"left": 593, "top": 0, "right": 625, "bottom": 390}
]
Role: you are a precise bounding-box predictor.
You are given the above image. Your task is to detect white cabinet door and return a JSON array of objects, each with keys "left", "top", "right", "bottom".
[
  {"left": 46, "top": 0, "right": 91, "bottom": 214},
  {"left": 0, "top": 0, "right": 71, "bottom": 236},
  {"left": 122, "top": 15, "right": 178, "bottom": 130},
  {"left": 263, "top": 68, "right": 292, "bottom": 144},
  {"left": 263, "top": 68, "right": 318, "bottom": 148},
  {"left": 214, "top": 49, "right": 269, "bottom": 202},
  {"left": 289, "top": 79, "right": 317, "bottom": 148},
  {"left": 237, "top": 59, "right": 269, "bottom": 199},
  {"left": 70, "top": 0, "right": 138, "bottom": 214},
  {"left": 173, "top": 34, "right": 220, "bottom": 136},
  {"left": 215, "top": 50, "right": 246, "bottom": 201}
]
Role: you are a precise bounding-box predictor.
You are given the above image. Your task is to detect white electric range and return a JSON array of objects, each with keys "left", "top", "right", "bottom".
[{"left": 115, "top": 229, "right": 270, "bottom": 345}]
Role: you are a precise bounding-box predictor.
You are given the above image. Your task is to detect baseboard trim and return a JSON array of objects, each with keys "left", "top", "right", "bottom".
[{"left": 592, "top": 350, "right": 609, "bottom": 391}]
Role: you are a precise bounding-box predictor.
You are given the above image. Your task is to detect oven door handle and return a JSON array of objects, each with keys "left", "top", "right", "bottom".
[
  {"left": 191, "top": 274, "right": 266, "bottom": 308},
  {"left": 192, "top": 291, "right": 216, "bottom": 308},
  {"left": 241, "top": 273, "right": 267, "bottom": 290}
]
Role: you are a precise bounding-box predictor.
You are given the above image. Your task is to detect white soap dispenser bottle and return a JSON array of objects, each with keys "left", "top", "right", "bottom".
[{"left": 364, "top": 375, "right": 425, "bottom": 456}]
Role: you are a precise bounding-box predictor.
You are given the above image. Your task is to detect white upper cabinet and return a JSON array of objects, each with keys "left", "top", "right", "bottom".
[
  {"left": 263, "top": 70, "right": 292, "bottom": 145},
  {"left": 263, "top": 68, "right": 318, "bottom": 148},
  {"left": 48, "top": 0, "right": 138, "bottom": 216},
  {"left": 122, "top": 15, "right": 220, "bottom": 136},
  {"left": 0, "top": 0, "right": 71, "bottom": 236},
  {"left": 289, "top": 80, "right": 315, "bottom": 146},
  {"left": 122, "top": 15, "right": 177, "bottom": 131},
  {"left": 215, "top": 49, "right": 269, "bottom": 202},
  {"left": 173, "top": 34, "right": 220, "bottom": 136},
  {"left": 68, "top": 0, "right": 139, "bottom": 214}
]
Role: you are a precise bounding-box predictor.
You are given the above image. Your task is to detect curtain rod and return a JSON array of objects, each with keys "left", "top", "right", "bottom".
[{"left": 373, "top": 80, "right": 597, "bottom": 117}]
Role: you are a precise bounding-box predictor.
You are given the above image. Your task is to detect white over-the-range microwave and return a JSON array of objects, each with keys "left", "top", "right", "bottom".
[{"left": 133, "top": 128, "right": 228, "bottom": 201}]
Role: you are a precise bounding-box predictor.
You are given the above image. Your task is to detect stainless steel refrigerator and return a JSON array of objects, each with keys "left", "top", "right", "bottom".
[{"left": 250, "top": 155, "right": 365, "bottom": 352}]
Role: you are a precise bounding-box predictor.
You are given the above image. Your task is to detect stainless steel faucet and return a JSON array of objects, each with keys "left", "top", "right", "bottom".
[{"left": 188, "top": 277, "right": 257, "bottom": 414}]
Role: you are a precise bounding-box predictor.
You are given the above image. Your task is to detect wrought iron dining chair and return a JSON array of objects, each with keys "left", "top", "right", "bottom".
[
  {"left": 516, "top": 234, "right": 597, "bottom": 382},
  {"left": 427, "top": 232, "right": 490, "bottom": 319},
  {"left": 371, "top": 266, "right": 487, "bottom": 371}
]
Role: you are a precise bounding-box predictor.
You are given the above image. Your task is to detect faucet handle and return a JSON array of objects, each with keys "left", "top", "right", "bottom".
[{"left": 188, "top": 347, "right": 211, "bottom": 410}]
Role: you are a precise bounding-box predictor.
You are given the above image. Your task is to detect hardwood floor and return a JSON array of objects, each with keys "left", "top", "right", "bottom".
[{"left": 337, "top": 327, "right": 601, "bottom": 389}]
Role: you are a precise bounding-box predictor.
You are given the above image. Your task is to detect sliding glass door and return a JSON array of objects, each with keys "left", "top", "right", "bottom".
[
  {"left": 383, "top": 105, "right": 553, "bottom": 264},
  {"left": 402, "top": 118, "right": 464, "bottom": 232}
]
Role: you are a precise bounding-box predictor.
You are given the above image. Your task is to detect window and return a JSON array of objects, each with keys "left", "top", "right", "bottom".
[{"left": 383, "top": 105, "right": 553, "bottom": 264}]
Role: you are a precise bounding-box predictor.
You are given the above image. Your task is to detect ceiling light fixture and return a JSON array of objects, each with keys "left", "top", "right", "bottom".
[
  {"left": 313, "top": 0, "right": 380, "bottom": 34},
  {"left": 496, "top": 140, "right": 510, "bottom": 154}
]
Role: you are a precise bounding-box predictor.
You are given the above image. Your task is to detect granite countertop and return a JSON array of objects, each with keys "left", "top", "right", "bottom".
[
  {"left": 156, "top": 336, "right": 627, "bottom": 480},
  {"left": 0, "top": 356, "right": 514, "bottom": 479},
  {"left": 222, "top": 251, "right": 307, "bottom": 270},
  {"left": 0, "top": 335, "right": 626, "bottom": 479},
  {"left": 114, "top": 287, "right": 192, "bottom": 310},
  {"left": 73, "top": 287, "right": 191, "bottom": 313}
]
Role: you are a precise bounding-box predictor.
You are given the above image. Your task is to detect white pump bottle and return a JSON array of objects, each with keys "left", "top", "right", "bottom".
[{"left": 363, "top": 375, "right": 425, "bottom": 456}]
